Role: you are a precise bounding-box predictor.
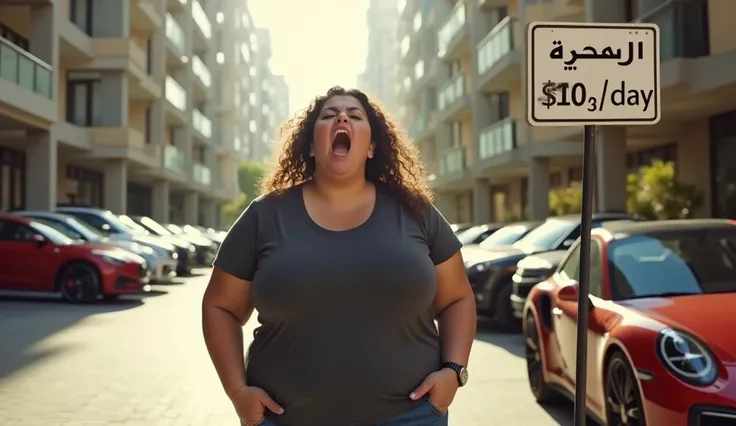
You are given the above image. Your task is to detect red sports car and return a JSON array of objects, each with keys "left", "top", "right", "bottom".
[
  {"left": 0, "top": 214, "right": 149, "bottom": 303},
  {"left": 523, "top": 219, "right": 736, "bottom": 426}
]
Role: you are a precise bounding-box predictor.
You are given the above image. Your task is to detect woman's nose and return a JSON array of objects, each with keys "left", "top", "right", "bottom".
[{"left": 336, "top": 112, "right": 348, "bottom": 123}]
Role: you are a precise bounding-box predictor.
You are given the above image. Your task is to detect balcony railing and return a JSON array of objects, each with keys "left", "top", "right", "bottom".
[
  {"left": 477, "top": 17, "right": 515, "bottom": 75},
  {"left": 638, "top": 0, "right": 709, "bottom": 61},
  {"left": 193, "top": 163, "right": 211, "bottom": 185},
  {"left": 0, "top": 36, "right": 52, "bottom": 98},
  {"left": 192, "top": 0, "right": 212, "bottom": 39},
  {"left": 165, "top": 13, "right": 186, "bottom": 53},
  {"left": 478, "top": 119, "right": 516, "bottom": 160},
  {"left": 164, "top": 144, "right": 185, "bottom": 172},
  {"left": 192, "top": 109, "right": 212, "bottom": 138},
  {"left": 439, "top": 147, "right": 465, "bottom": 175},
  {"left": 437, "top": 2, "right": 466, "bottom": 57},
  {"left": 410, "top": 114, "right": 427, "bottom": 139},
  {"left": 438, "top": 75, "right": 464, "bottom": 110},
  {"left": 165, "top": 76, "right": 186, "bottom": 111},
  {"left": 192, "top": 55, "right": 211, "bottom": 87}
]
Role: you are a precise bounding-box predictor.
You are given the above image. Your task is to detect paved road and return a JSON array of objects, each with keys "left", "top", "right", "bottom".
[{"left": 0, "top": 270, "right": 574, "bottom": 426}]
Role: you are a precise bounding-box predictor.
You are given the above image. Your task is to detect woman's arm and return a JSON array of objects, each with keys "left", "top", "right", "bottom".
[
  {"left": 202, "top": 267, "right": 256, "bottom": 396},
  {"left": 433, "top": 252, "right": 476, "bottom": 366}
]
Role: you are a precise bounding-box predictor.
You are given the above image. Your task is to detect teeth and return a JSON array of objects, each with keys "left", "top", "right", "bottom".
[{"left": 336, "top": 130, "right": 348, "bottom": 135}]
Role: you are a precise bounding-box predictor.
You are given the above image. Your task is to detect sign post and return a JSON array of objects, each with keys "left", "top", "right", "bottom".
[{"left": 525, "top": 21, "right": 660, "bottom": 426}]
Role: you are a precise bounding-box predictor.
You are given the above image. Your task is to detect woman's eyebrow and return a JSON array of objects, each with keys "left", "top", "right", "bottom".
[{"left": 321, "top": 106, "right": 365, "bottom": 115}]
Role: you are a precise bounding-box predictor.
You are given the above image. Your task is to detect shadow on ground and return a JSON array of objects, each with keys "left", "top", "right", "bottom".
[
  {"left": 0, "top": 292, "right": 142, "bottom": 381},
  {"left": 473, "top": 317, "right": 525, "bottom": 358}
]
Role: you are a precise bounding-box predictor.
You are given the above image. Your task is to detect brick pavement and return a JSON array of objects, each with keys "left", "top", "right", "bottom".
[{"left": 0, "top": 270, "right": 572, "bottom": 426}]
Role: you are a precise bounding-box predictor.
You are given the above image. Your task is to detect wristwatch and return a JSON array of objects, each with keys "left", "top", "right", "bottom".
[{"left": 442, "top": 362, "right": 469, "bottom": 387}]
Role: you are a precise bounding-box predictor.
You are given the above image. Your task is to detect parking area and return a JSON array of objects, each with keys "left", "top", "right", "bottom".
[{"left": 0, "top": 269, "right": 573, "bottom": 426}]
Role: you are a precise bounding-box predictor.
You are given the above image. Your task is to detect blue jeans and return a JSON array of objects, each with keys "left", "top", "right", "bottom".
[{"left": 253, "top": 398, "right": 448, "bottom": 426}]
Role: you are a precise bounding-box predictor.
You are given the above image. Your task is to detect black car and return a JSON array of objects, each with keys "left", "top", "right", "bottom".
[
  {"left": 509, "top": 249, "right": 568, "bottom": 318},
  {"left": 457, "top": 223, "right": 503, "bottom": 246},
  {"left": 465, "top": 212, "right": 635, "bottom": 330}
]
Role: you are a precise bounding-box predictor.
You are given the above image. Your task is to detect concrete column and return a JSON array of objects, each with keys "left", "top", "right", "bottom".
[
  {"left": 98, "top": 73, "right": 128, "bottom": 126},
  {"left": 596, "top": 127, "right": 628, "bottom": 212},
  {"left": 184, "top": 192, "right": 199, "bottom": 225},
  {"left": 467, "top": 1, "right": 493, "bottom": 160},
  {"left": 202, "top": 199, "right": 217, "bottom": 228},
  {"left": 29, "top": 3, "right": 59, "bottom": 104},
  {"left": 152, "top": 180, "right": 170, "bottom": 223},
  {"left": 472, "top": 178, "right": 492, "bottom": 224},
  {"left": 92, "top": 0, "right": 130, "bottom": 37},
  {"left": 433, "top": 192, "right": 454, "bottom": 223},
  {"left": 528, "top": 157, "right": 551, "bottom": 220},
  {"left": 103, "top": 160, "right": 128, "bottom": 213},
  {"left": 585, "top": 0, "right": 628, "bottom": 22},
  {"left": 151, "top": 99, "right": 166, "bottom": 162},
  {"left": 25, "top": 131, "right": 57, "bottom": 210}
]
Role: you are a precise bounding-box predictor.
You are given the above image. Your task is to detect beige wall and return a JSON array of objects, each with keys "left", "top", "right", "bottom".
[
  {"left": 0, "top": 6, "right": 30, "bottom": 36},
  {"left": 708, "top": 0, "right": 736, "bottom": 54},
  {"left": 129, "top": 101, "right": 147, "bottom": 134}
]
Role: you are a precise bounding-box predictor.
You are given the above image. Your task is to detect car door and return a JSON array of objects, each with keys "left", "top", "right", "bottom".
[
  {"left": 0, "top": 220, "right": 23, "bottom": 289},
  {"left": 551, "top": 242, "right": 581, "bottom": 382},
  {"left": 0, "top": 221, "right": 54, "bottom": 291}
]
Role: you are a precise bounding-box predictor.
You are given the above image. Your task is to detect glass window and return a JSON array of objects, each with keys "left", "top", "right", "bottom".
[
  {"left": 589, "top": 240, "right": 603, "bottom": 297},
  {"left": 480, "top": 224, "right": 532, "bottom": 248},
  {"left": 559, "top": 243, "right": 580, "bottom": 282}
]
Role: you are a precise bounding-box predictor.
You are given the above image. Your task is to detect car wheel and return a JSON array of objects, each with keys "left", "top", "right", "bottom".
[
  {"left": 524, "top": 311, "right": 558, "bottom": 403},
  {"left": 605, "top": 352, "right": 646, "bottom": 426},
  {"left": 57, "top": 262, "right": 101, "bottom": 304},
  {"left": 494, "top": 283, "right": 520, "bottom": 331}
]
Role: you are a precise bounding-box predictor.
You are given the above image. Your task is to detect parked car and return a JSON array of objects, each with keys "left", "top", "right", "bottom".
[
  {"left": 13, "top": 211, "right": 178, "bottom": 283},
  {"left": 523, "top": 219, "right": 736, "bottom": 426},
  {"left": 510, "top": 250, "right": 568, "bottom": 318},
  {"left": 191, "top": 225, "right": 226, "bottom": 244},
  {"left": 456, "top": 223, "right": 504, "bottom": 246},
  {"left": 462, "top": 221, "right": 542, "bottom": 262},
  {"left": 0, "top": 215, "right": 149, "bottom": 303},
  {"left": 160, "top": 223, "right": 217, "bottom": 266},
  {"left": 129, "top": 217, "right": 216, "bottom": 267},
  {"left": 451, "top": 223, "right": 473, "bottom": 235},
  {"left": 56, "top": 206, "right": 195, "bottom": 275},
  {"left": 465, "top": 212, "right": 634, "bottom": 330}
]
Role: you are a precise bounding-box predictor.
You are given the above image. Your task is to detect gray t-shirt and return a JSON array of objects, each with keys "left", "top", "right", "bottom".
[{"left": 213, "top": 183, "right": 462, "bottom": 426}]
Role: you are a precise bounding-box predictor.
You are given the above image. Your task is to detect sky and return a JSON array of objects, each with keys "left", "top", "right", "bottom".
[{"left": 249, "top": 0, "right": 370, "bottom": 118}]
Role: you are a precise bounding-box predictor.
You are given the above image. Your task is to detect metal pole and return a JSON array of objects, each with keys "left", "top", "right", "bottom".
[{"left": 573, "top": 124, "right": 596, "bottom": 426}]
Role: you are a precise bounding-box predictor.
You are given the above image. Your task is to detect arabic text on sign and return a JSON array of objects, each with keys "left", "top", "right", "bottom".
[{"left": 549, "top": 40, "right": 644, "bottom": 71}]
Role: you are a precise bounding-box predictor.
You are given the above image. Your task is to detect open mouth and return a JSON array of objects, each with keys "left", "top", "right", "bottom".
[{"left": 331, "top": 130, "right": 351, "bottom": 156}]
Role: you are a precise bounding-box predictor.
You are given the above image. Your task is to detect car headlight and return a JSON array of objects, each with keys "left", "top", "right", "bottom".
[
  {"left": 188, "top": 245, "right": 196, "bottom": 252},
  {"left": 93, "top": 250, "right": 126, "bottom": 266},
  {"left": 656, "top": 328, "right": 718, "bottom": 386}
]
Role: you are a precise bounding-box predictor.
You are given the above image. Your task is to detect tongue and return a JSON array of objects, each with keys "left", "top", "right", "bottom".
[{"left": 332, "top": 141, "right": 349, "bottom": 155}]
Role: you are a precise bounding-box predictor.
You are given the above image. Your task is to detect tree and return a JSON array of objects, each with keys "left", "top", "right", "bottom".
[
  {"left": 626, "top": 160, "right": 704, "bottom": 220},
  {"left": 548, "top": 183, "right": 583, "bottom": 216},
  {"left": 238, "top": 161, "right": 268, "bottom": 202}
]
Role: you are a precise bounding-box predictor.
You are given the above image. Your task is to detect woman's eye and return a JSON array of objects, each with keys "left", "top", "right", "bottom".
[
  {"left": 321, "top": 114, "right": 335, "bottom": 119},
  {"left": 350, "top": 116, "right": 362, "bottom": 120}
]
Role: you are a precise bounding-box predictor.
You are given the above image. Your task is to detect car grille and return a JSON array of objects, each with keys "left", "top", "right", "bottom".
[
  {"left": 138, "top": 265, "right": 147, "bottom": 279},
  {"left": 690, "top": 406, "right": 736, "bottom": 426},
  {"left": 513, "top": 268, "right": 553, "bottom": 297}
]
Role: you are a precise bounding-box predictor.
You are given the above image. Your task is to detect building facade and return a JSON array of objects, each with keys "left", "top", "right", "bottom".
[
  {"left": 358, "top": 0, "right": 400, "bottom": 114},
  {"left": 398, "top": 0, "right": 736, "bottom": 224},
  {"left": 0, "top": 0, "right": 279, "bottom": 227}
]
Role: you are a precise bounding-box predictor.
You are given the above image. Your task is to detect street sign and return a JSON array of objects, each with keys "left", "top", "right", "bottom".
[{"left": 526, "top": 22, "right": 660, "bottom": 126}]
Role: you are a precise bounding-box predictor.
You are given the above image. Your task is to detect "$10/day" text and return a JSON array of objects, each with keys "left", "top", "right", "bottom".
[{"left": 539, "top": 80, "right": 654, "bottom": 113}]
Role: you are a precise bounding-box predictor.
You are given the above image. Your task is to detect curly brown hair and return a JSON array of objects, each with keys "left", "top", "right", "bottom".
[{"left": 260, "top": 86, "right": 433, "bottom": 216}]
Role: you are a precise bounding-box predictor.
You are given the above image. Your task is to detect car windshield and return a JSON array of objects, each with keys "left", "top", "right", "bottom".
[
  {"left": 183, "top": 225, "right": 201, "bottom": 235},
  {"left": 514, "top": 219, "right": 577, "bottom": 252},
  {"left": 29, "top": 221, "right": 75, "bottom": 245},
  {"left": 95, "top": 210, "right": 136, "bottom": 234},
  {"left": 609, "top": 232, "right": 736, "bottom": 299},
  {"left": 139, "top": 217, "right": 173, "bottom": 236},
  {"left": 457, "top": 225, "right": 492, "bottom": 245},
  {"left": 118, "top": 215, "right": 149, "bottom": 235},
  {"left": 65, "top": 217, "right": 105, "bottom": 241},
  {"left": 166, "top": 224, "right": 184, "bottom": 234},
  {"left": 32, "top": 219, "right": 84, "bottom": 240},
  {"left": 480, "top": 225, "right": 532, "bottom": 249}
]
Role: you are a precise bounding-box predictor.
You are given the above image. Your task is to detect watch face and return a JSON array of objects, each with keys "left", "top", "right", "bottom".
[{"left": 459, "top": 367, "right": 469, "bottom": 385}]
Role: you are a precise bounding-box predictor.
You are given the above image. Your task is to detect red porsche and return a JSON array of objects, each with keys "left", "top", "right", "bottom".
[
  {"left": 0, "top": 214, "right": 149, "bottom": 303},
  {"left": 523, "top": 219, "right": 736, "bottom": 426}
]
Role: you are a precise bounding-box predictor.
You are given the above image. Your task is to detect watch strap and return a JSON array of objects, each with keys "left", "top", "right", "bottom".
[{"left": 442, "top": 362, "right": 466, "bottom": 386}]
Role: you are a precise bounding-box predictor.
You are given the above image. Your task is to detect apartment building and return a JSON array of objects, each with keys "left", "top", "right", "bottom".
[
  {"left": 0, "top": 0, "right": 269, "bottom": 228},
  {"left": 398, "top": 0, "right": 736, "bottom": 224},
  {"left": 358, "top": 0, "right": 400, "bottom": 114}
]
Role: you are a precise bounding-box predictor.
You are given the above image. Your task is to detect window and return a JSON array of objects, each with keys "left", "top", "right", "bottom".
[
  {"left": 67, "top": 80, "right": 94, "bottom": 126},
  {"left": 67, "top": 166, "right": 103, "bottom": 207},
  {"left": 216, "top": 12, "right": 224, "bottom": 23},
  {"left": 589, "top": 239, "right": 603, "bottom": 297},
  {"left": 145, "top": 106, "right": 152, "bottom": 143},
  {"left": 69, "top": 0, "right": 92, "bottom": 35},
  {"left": 0, "top": 24, "right": 29, "bottom": 51},
  {"left": 0, "top": 147, "right": 25, "bottom": 212},
  {"left": 0, "top": 221, "right": 35, "bottom": 242},
  {"left": 550, "top": 172, "right": 563, "bottom": 188},
  {"left": 568, "top": 166, "right": 582, "bottom": 182},
  {"left": 451, "top": 121, "right": 461, "bottom": 146},
  {"left": 559, "top": 243, "right": 580, "bottom": 282}
]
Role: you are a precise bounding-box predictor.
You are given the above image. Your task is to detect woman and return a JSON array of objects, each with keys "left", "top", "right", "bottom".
[{"left": 202, "top": 87, "right": 476, "bottom": 426}]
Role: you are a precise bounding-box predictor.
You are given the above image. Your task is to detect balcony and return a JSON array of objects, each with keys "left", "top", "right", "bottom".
[
  {"left": 192, "top": 163, "right": 212, "bottom": 186},
  {"left": 87, "top": 126, "right": 157, "bottom": 167},
  {"left": 165, "top": 13, "right": 186, "bottom": 61},
  {"left": 523, "top": 0, "right": 584, "bottom": 22},
  {"left": 164, "top": 144, "right": 185, "bottom": 172},
  {"left": 89, "top": 38, "right": 159, "bottom": 99},
  {"left": 437, "top": 2, "right": 467, "bottom": 60},
  {"left": 165, "top": 76, "right": 186, "bottom": 111},
  {"left": 0, "top": 36, "right": 55, "bottom": 124},
  {"left": 440, "top": 147, "right": 466, "bottom": 176},
  {"left": 131, "top": 0, "right": 162, "bottom": 32},
  {"left": 192, "top": 55, "right": 212, "bottom": 88},
  {"left": 478, "top": 119, "right": 516, "bottom": 160},
  {"left": 192, "top": 109, "right": 212, "bottom": 140},
  {"left": 476, "top": 17, "right": 521, "bottom": 92},
  {"left": 438, "top": 74, "right": 466, "bottom": 112},
  {"left": 192, "top": 0, "right": 212, "bottom": 43}
]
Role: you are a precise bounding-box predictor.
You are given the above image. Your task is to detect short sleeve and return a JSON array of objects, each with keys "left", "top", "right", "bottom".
[
  {"left": 212, "top": 199, "right": 260, "bottom": 281},
  {"left": 423, "top": 204, "right": 463, "bottom": 265}
]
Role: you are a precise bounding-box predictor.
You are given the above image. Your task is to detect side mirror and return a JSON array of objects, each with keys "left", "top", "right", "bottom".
[
  {"left": 562, "top": 239, "right": 575, "bottom": 248},
  {"left": 31, "top": 234, "right": 47, "bottom": 246},
  {"left": 558, "top": 282, "right": 579, "bottom": 301}
]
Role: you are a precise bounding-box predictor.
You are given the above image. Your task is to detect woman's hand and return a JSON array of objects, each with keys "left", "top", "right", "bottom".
[
  {"left": 408, "top": 368, "right": 459, "bottom": 413},
  {"left": 228, "top": 385, "right": 284, "bottom": 425}
]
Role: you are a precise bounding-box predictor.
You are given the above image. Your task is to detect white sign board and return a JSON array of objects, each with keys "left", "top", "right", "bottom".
[{"left": 526, "top": 22, "right": 660, "bottom": 126}]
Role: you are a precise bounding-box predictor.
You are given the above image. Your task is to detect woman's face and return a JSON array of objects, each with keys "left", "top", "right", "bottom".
[{"left": 311, "top": 95, "right": 374, "bottom": 178}]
